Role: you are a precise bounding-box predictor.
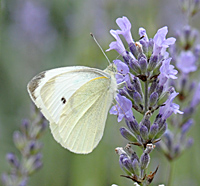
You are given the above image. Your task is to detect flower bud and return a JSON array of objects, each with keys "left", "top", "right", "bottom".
[
  {"left": 131, "top": 152, "right": 140, "bottom": 162},
  {"left": 26, "top": 141, "right": 43, "bottom": 155},
  {"left": 149, "top": 80, "right": 158, "bottom": 96},
  {"left": 120, "top": 127, "right": 137, "bottom": 142},
  {"left": 141, "top": 119, "right": 151, "bottom": 131},
  {"left": 149, "top": 92, "right": 158, "bottom": 107},
  {"left": 154, "top": 113, "right": 162, "bottom": 124},
  {"left": 13, "top": 131, "right": 26, "bottom": 150},
  {"left": 133, "top": 91, "right": 143, "bottom": 107},
  {"left": 129, "top": 59, "right": 141, "bottom": 74},
  {"left": 129, "top": 42, "right": 138, "bottom": 58},
  {"left": 155, "top": 122, "right": 167, "bottom": 138},
  {"left": 132, "top": 77, "right": 143, "bottom": 96},
  {"left": 140, "top": 39, "right": 148, "bottom": 54},
  {"left": 139, "top": 57, "right": 147, "bottom": 74},
  {"left": 132, "top": 159, "right": 140, "bottom": 176},
  {"left": 139, "top": 125, "right": 149, "bottom": 141},
  {"left": 147, "top": 39, "right": 154, "bottom": 58},
  {"left": 24, "top": 153, "right": 43, "bottom": 175},
  {"left": 6, "top": 153, "right": 20, "bottom": 168},
  {"left": 119, "top": 154, "right": 132, "bottom": 175},
  {"left": 21, "top": 119, "right": 30, "bottom": 136},
  {"left": 148, "top": 123, "right": 159, "bottom": 140},
  {"left": 140, "top": 152, "right": 150, "bottom": 170},
  {"left": 126, "top": 119, "right": 140, "bottom": 135},
  {"left": 122, "top": 157, "right": 134, "bottom": 173},
  {"left": 148, "top": 55, "right": 158, "bottom": 71},
  {"left": 156, "top": 85, "right": 164, "bottom": 96}
]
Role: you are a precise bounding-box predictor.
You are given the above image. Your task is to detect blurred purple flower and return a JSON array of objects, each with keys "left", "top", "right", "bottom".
[
  {"left": 110, "top": 94, "right": 133, "bottom": 122},
  {"left": 181, "top": 119, "right": 193, "bottom": 135},
  {"left": 190, "top": 82, "right": 200, "bottom": 108},
  {"left": 116, "top": 16, "right": 134, "bottom": 45},
  {"left": 153, "top": 26, "right": 176, "bottom": 56},
  {"left": 10, "top": 0, "right": 57, "bottom": 50},
  {"left": 158, "top": 58, "right": 178, "bottom": 86},
  {"left": 177, "top": 51, "right": 197, "bottom": 73},
  {"left": 159, "top": 91, "right": 183, "bottom": 120}
]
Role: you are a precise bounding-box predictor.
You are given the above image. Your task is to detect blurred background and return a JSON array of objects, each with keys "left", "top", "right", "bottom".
[{"left": 1, "top": 0, "right": 200, "bottom": 185}]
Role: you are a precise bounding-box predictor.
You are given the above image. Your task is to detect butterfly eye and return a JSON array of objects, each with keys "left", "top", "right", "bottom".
[{"left": 61, "top": 97, "right": 66, "bottom": 104}]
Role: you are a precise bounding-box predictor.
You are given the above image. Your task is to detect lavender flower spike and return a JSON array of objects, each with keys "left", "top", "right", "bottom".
[
  {"left": 106, "top": 30, "right": 126, "bottom": 56},
  {"left": 110, "top": 94, "right": 133, "bottom": 122},
  {"left": 153, "top": 26, "right": 176, "bottom": 56},
  {"left": 116, "top": 16, "right": 134, "bottom": 45},
  {"left": 159, "top": 91, "right": 183, "bottom": 120},
  {"left": 177, "top": 51, "right": 197, "bottom": 74}
]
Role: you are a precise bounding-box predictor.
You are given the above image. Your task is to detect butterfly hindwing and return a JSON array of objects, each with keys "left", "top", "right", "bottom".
[{"left": 57, "top": 75, "right": 113, "bottom": 153}]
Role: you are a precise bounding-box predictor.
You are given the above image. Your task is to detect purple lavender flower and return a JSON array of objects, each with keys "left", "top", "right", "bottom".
[
  {"left": 110, "top": 94, "right": 133, "bottom": 122},
  {"left": 159, "top": 91, "right": 183, "bottom": 120},
  {"left": 153, "top": 26, "right": 176, "bottom": 56},
  {"left": 115, "top": 16, "right": 134, "bottom": 45},
  {"left": 114, "top": 59, "right": 130, "bottom": 84},
  {"left": 177, "top": 51, "right": 197, "bottom": 73},
  {"left": 139, "top": 27, "right": 149, "bottom": 42},
  {"left": 158, "top": 58, "right": 178, "bottom": 86},
  {"left": 106, "top": 30, "right": 127, "bottom": 56}
]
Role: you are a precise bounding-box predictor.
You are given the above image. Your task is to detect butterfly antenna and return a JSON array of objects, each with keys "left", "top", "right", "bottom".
[{"left": 90, "top": 33, "right": 111, "bottom": 65}]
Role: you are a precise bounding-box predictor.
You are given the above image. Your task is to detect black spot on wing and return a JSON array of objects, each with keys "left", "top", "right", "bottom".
[
  {"left": 28, "top": 71, "right": 46, "bottom": 100},
  {"left": 61, "top": 97, "right": 66, "bottom": 104}
]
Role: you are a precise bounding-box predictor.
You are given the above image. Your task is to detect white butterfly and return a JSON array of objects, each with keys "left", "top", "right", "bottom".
[{"left": 27, "top": 64, "right": 117, "bottom": 154}]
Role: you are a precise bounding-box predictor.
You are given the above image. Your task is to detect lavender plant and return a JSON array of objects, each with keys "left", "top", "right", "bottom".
[
  {"left": 106, "top": 16, "right": 183, "bottom": 185},
  {"left": 156, "top": 0, "right": 200, "bottom": 185},
  {"left": 1, "top": 106, "right": 47, "bottom": 186}
]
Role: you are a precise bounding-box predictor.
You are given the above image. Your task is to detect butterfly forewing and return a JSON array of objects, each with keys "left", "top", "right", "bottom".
[{"left": 27, "top": 66, "right": 117, "bottom": 154}]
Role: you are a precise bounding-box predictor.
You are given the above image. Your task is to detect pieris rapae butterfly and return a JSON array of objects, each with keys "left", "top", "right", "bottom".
[{"left": 27, "top": 64, "right": 117, "bottom": 154}]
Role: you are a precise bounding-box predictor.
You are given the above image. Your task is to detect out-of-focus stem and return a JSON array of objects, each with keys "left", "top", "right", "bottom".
[{"left": 167, "top": 162, "right": 173, "bottom": 186}]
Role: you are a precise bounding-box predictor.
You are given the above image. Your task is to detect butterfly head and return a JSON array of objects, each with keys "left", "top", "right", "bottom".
[{"left": 105, "top": 64, "right": 117, "bottom": 74}]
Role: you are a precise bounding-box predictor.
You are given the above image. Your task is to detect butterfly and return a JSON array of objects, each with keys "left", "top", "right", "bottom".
[{"left": 27, "top": 64, "right": 117, "bottom": 154}]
